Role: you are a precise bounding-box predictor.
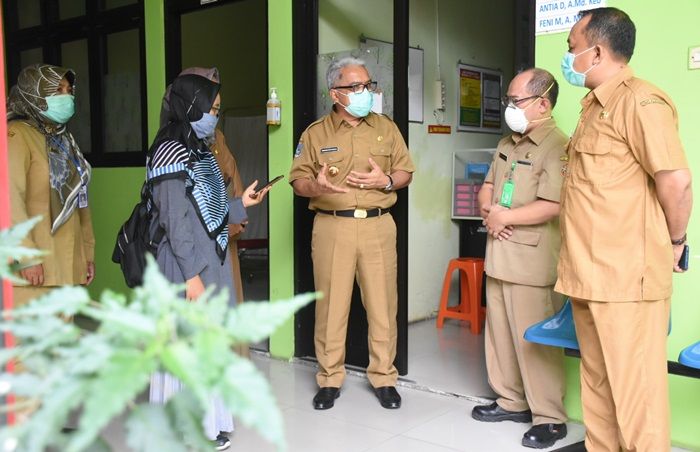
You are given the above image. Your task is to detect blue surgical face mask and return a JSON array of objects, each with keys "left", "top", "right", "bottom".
[
  {"left": 337, "top": 88, "right": 374, "bottom": 118},
  {"left": 190, "top": 112, "right": 219, "bottom": 139},
  {"left": 40, "top": 94, "right": 75, "bottom": 124},
  {"left": 561, "top": 46, "right": 597, "bottom": 87}
]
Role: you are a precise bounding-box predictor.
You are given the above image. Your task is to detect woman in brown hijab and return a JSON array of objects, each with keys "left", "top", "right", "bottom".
[{"left": 7, "top": 64, "right": 95, "bottom": 307}]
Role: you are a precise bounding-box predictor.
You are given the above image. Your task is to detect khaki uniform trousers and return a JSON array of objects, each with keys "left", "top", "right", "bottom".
[
  {"left": 312, "top": 212, "right": 398, "bottom": 388},
  {"left": 485, "top": 277, "right": 567, "bottom": 425},
  {"left": 571, "top": 298, "right": 670, "bottom": 452},
  {"left": 12, "top": 286, "right": 52, "bottom": 308}
]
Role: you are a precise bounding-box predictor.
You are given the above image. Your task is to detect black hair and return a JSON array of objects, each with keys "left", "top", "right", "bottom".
[
  {"left": 524, "top": 68, "right": 559, "bottom": 109},
  {"left": 578, "top": 7, "right": 636, "bottom": 62}
]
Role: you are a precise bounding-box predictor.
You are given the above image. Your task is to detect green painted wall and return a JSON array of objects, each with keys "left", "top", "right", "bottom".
[
  {"left": 536, "top": 2, "right": 700, "bottom": 449},
  {"left": 267, "top": 0, "right": 295, "bottom": 359},
  {"left": 180, "top": 0, "right": 267, "bottom": 114}
]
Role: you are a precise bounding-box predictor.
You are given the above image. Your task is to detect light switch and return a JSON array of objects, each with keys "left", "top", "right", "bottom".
[{"left": 689, "top": 46, "right": 700, "bottom": 70}]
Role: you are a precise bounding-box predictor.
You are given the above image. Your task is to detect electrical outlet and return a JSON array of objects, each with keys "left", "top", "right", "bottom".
[{"left": 689, "top": 46, "right": 700, "bottom": 70}]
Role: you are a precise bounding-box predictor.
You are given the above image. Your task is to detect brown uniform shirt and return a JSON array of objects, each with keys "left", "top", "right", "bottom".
[
  {"left": 555, "top": 68, "right": 688, "bottom": 302},
  {"left": 8, "top": 121, "right": 95, "bottom": 286},
  {"left": 484, "top": 119, "right": 568, "bottom": 287},
  {"left": 289, "top": 110, "right": 415, "bottom": 210}
]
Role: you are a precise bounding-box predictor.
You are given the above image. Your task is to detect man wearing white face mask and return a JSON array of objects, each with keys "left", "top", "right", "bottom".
[
  {"left": 557, "top": 8, "right": 692, "bottom": 452},
  {"left": 289, "top": 57, "right": 414, "bottom": 411},
  {"left": 473, "top": 68, "right": 569, "bottom": 449}
]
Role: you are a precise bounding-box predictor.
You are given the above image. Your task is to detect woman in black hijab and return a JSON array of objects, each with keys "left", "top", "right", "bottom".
[{"left": 147, "top": 73, "right": 269, "bottom": 450}]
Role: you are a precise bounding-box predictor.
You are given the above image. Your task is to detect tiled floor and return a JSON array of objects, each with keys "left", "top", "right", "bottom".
[{"left": 102, "top": 318, "right": 693, "bottom": 451}]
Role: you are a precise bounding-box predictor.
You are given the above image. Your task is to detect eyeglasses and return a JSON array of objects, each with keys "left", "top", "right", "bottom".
[
  {"left": 500, "top": 94, "right": 540, "bottom": 108},
  {"left": 332, "top": 81, "right": 378, "bottom": 94}
]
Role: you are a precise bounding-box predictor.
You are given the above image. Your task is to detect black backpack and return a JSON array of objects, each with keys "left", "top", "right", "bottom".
[{"left": 112, "top": 182, "right": 165, "bottom": 288}]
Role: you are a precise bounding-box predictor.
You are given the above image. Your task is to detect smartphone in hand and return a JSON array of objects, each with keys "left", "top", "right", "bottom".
[
  {"left": 679, "top": 244, "right": 690, "bottom": 271},
  {"left": 249, "top": 175, "right": 284, "bottom": 198}
]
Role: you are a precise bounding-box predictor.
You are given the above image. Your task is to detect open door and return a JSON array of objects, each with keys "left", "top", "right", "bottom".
[
  {"left": 293, "top": 0, "right": 410, "bottom": 375},
  {"left": 165, "top": 0, "right": 270, "bottom": 349}
]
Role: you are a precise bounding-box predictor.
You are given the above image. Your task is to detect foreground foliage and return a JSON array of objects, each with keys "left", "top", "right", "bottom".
[{"left": 0, "top": 220, "right": 315, "bottom": 451}]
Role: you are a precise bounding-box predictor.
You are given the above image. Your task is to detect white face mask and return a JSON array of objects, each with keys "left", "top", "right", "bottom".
[
  {"left": 503, "top": 82, "right": 555, "bottom": 134},
  {"left": 504, "top": 106, "right": 530, "bottom": 134}
]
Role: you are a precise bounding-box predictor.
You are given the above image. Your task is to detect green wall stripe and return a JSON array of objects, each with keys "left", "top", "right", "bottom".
[
  {"left": 267, "top": 0, "right": 296, "bottom": 359},
  {"left": 536, "top": 1, "right": 700, "bottom": 448},
  {"left": 144, "top": 0, "right": 166, "bottom": 143}
]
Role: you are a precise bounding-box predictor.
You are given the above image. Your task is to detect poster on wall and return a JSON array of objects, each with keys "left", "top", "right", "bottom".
[
  {"left": 457, "top": 63, "right": 502, "bottom": 134},
  {"left": 535, "top": 0, "right": 607, "bottom": 35}
]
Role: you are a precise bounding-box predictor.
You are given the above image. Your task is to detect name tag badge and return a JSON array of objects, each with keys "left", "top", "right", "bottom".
[
  {"left": 498, "top": 152, "right": 508, "bottom": 161},
  {"left": 320, "top": 146, "right": 339, "bottom": 154},
  {"left": 78, "top": 186, "right": 88, "bottom": 208}
]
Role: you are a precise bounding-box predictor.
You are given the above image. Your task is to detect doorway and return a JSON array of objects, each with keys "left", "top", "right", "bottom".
[
  {"left": 293, "top": 0, "right": 535, "bottom": 399},
  {"left": 292, "top": 0, "right": 410, "bottom": 375},
  {"left": 165, "top": 0, "right": 270, "bottom": 350}
]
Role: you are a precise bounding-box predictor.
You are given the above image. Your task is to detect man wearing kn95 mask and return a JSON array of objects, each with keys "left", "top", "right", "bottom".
[{"left": 473, "top": 68, "right": 569, "bottom": 450}]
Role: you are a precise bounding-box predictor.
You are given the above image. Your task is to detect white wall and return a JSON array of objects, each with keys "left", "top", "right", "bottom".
[
  {"left": 407, "top": 0, "right": 514, "bottom": 321},
  {"left": 318, "top": 0, "right": 515, "bottom": 321}
]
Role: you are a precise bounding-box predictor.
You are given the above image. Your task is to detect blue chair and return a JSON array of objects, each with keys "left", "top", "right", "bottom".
[
  {"left": 679, "top": 341, "right": 700, "bottom": 369},
  {"left": 524, "top": 298, "right": 579, "bottom": 350}
]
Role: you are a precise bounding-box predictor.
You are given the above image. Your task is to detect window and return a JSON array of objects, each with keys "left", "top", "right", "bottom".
[{"left": 3, "top": 0, "right": 147, "bottom": 167}]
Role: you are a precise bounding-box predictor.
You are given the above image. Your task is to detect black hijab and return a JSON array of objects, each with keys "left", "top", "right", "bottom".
[{"left": 149, "top": 73, "right": 220, "bottom": 157}]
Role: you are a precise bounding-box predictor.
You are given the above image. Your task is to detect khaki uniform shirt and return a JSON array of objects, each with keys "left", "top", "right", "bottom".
[
  {"left": 289, "top": 110, "right": 415, "bottom": 210},
  {"left": 484, "top": 119, "right": 568, "bottom": 287},
  {"left": 8, "top": 121, "right": 95, "bottom": 286},
  {"left": 555, "top": 68, "right": 688, "bottom": 302}
]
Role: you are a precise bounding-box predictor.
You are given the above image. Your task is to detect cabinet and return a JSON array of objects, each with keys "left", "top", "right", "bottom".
[{"left": 451, "top": 149, "right": 496, "bottom": 220}]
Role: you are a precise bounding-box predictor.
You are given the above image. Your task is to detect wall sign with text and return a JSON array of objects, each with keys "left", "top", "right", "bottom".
[
  {"left": 457, "top": 63, "right": 502, "bottom": 134},
  {"left": 535, "top": 0, "right": 607, "bottom": 35}
]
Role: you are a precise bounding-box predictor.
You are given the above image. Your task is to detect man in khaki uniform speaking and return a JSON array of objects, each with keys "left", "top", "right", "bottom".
[
  {"left": 557, "top": 8, "right": 692, "bottom": 452},
  {"left": 473, "top": 68, "right": 568, "bottom": 449},
  {"left": 289, "top": 57, "right": 414, "bottom": 410}
]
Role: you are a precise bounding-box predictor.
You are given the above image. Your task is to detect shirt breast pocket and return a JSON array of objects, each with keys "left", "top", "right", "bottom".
[
  {"left": 369, "top": 146, "right": 391, "bottom": 172},
  {"left": 572, "top": 132, "right": 613, "bottom": 185},
  {"left": 319, "top": 151, "right": 347, "bottom": 180}
]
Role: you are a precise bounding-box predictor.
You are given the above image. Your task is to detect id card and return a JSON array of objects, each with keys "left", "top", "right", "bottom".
[
  {"left": 499, "top": 180, "right": 514, "bottom": 208},
  {"left": 78, "top": 186, "right": 88, "bottom": 208},
  {"left": 499, "top": 162, "right": 516, "bottom": 208}
]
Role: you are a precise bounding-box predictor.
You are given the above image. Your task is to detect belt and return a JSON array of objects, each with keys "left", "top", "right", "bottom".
[{"left": 316, "top": 208, "right": 390, "bottom": 219}]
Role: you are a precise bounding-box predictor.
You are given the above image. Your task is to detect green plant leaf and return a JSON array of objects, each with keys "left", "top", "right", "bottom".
[
  {"left": 225, "top": 292, "right": 318, "bottom": 343},
  {"left": 125, "top": 404, "right": 188, "bottom": 452},
  {"left": 0, "top": 217, "right": 45, "bottom": 283},
  {"left": 160, "top": 342, "right": 209, "bottom": 406},
  {"left": 217, "top": 354, "right": 286, "bottom": 451},
  {"left": 21, "top": 378, "right": 86, "bottom": 452},
  {"left": 10, "top": 286, "right": 91, "bottom": 318},
  {"left": 67, "top": 351, "right": 156, "bottom": 452},
  {"left": 165, "top": 390, "right": 212, "bottom": 451}
]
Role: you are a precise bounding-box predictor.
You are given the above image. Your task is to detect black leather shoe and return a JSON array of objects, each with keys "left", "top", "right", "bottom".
[
  {"left": 313, "top": 387, "right": 340, "bottom": 410},
  {"left": 471, "top": 402, "right": 532, "bottom": 423},
  {"left": 522, "top": 423, "right": 567, "bottom": 449},
  {"left": 374, "top": 386, "right": 401, "bottom": 409}
]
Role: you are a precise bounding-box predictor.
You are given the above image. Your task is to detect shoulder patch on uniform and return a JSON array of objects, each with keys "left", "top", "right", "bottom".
[
  {"left": 640, "top": 98, "right": 667, "bottom": 107},
  {"left": 7, "top": 130, "right": 15, "bottom": 138},
  {"left": 294, "top": 141, "right": 303, "bottom": 158}
]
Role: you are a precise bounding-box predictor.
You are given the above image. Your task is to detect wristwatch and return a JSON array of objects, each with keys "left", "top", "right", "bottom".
[
  {"left": 383, "top": 174, "right": 394, "bottom": 191},
  {"left": 671, "top": 233, "right": 687, "bottom": 245}
]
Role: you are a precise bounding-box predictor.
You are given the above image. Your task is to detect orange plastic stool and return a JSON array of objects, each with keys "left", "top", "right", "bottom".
[{"left": 436, "top": 257, "right": 486, "bottom": 334}]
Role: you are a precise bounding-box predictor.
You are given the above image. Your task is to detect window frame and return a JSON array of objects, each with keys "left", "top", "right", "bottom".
[{"left": 3, "top": 0, "right": 148, "bottom": 167}]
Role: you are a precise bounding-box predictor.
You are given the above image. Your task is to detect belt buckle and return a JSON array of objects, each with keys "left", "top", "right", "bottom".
[{"left": 353, "top": 209, "right": 368, "bottom": 219}]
